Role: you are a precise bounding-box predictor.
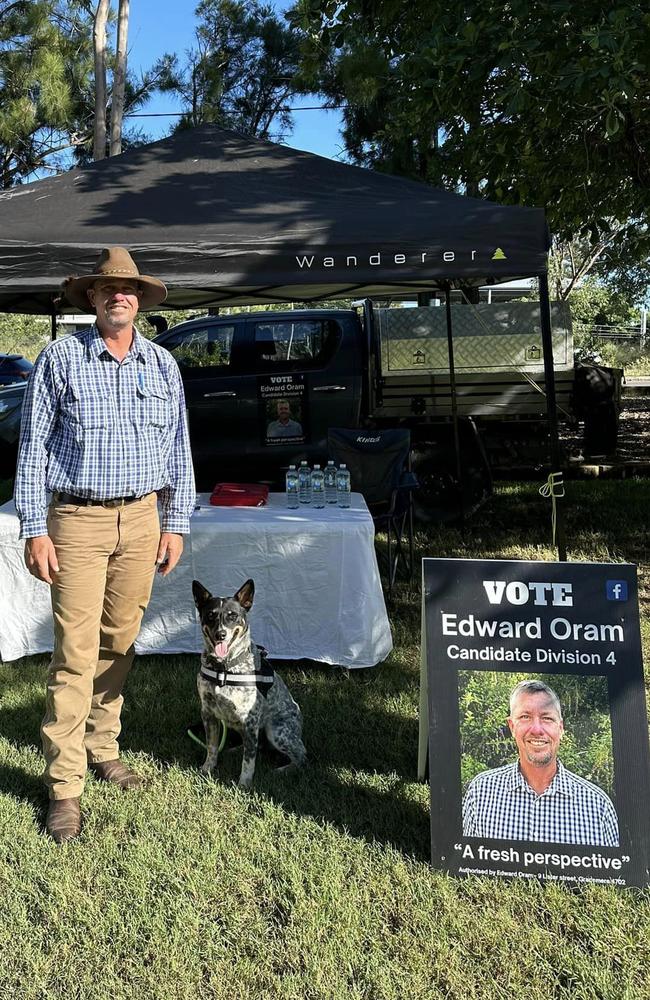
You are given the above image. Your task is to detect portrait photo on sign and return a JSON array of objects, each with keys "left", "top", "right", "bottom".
[
  {"left": 258, "top": 374, "right": 307, "bottom": 446},
  {"left": 265, "top": 397, "right": 304, "bottom": 440},
  {"left": 459, "top": 671, "right": 619, "bottom": 847}
]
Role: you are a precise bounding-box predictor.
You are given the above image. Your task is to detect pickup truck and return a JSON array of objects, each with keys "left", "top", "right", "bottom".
[
  {"left": 0, "top": 301, "right": 621, "bottom": 520},
  {"left": 151, "top": 299, "right": 620, "bottom": 519}
]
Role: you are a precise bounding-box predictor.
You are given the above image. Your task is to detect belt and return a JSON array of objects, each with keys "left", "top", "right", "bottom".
[{"left": 53, "top": 492, "right": 145, "bottom": 509}]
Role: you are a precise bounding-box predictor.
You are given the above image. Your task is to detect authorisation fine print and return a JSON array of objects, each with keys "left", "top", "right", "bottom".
[{"left": 419, "top": 558, "right": 650, "bottom": 888}]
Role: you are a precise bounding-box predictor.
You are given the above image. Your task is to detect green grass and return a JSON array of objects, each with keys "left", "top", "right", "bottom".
[{"left": 1, "top": 480, "right": 649, "bottom": 999}]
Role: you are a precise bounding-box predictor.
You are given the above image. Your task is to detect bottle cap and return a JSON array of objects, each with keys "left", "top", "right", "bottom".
[{"left": 314, "top": 464, "right": 320, "bottom": 469}]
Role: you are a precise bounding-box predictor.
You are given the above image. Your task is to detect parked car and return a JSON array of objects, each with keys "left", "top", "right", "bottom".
[
  {"left": 0, "top": 381, "right": 26, "bottom": 477},
  {"left": 0, "top": 354, "right": 33, "bottom": 386}
]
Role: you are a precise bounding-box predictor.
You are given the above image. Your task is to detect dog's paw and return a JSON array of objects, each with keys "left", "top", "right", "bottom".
[
  {"left": 237, "top": 776, "right": 253, "bottom": 790},
  {"left": 199, "top": 763, "right": 217, "bottom": 778}
]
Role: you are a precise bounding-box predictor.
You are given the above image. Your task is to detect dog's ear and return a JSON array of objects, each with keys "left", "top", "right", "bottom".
[
  {"left": 192, "top": 580, "right": 212, "bottom": 609},
  {"left": 234, "top": 579, "right": 254, "bottom": 610}
]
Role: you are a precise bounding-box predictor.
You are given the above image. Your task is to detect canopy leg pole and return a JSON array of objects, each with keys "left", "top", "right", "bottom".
[
  {"left": 444, "top": 285, "right": 464, "bottom": 530},
  {"left": 539, "top": 273, "right": 567, "bottom": 561},
  {"left": 50, "top": 310, "right": 57, "bottom": 341}
]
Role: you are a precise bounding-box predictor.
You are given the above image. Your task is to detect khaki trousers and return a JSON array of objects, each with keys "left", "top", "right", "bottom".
[{"left": 43, "top": 493, "right": 160, "bottom": 800}]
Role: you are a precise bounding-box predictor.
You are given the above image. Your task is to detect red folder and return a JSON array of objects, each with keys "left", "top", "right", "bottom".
[{"left": 209, "top": 483, "right": 270, "bottom": 507}]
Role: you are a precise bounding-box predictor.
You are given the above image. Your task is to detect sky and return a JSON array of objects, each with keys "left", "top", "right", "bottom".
[{"left": 125, "top": 0, "right": 345, "bottom": 161}]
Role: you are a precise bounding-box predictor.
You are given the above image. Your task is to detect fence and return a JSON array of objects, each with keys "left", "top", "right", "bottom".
[{"left": 574, "top": 320, "right": 647, "bottom": 349}]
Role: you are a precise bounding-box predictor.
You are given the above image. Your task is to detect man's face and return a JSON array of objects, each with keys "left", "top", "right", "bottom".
[
  {"left": 87, "top": 278, "right": 141, "bottom": 331},
  {"left": 276, "top": 401, "right": 291, "bottom": 424},
  {"left": 508, "top": 691, "right": 564, "bottom": 768}
]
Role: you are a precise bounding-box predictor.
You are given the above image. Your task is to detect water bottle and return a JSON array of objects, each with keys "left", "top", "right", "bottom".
[
  {"left": 336, "top": 463, "right": 351, "bottom": 508},
  {"left": 285, "top": 464, "right": 299, "bottom": 508},
  {"left": 324, "top": 460, "right": 337, "bottom": 504},
  {"left": 311, "top": 464, "right": 325, "bottom": 508},
  {"left": 298, "top": 460, "right": 312, "bottom": 504}
]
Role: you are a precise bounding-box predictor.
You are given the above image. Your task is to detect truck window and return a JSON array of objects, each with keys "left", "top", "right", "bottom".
[
  {"left": 164, "top": 325, "right": 235, "bottom": 369},
  {"left": 253, "top": 319, "right": 339, "bottom": 371}
]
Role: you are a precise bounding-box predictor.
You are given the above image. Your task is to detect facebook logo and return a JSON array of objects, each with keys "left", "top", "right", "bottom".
[{"left": 606, "top": 580, "right": 628, "bottom": 601}]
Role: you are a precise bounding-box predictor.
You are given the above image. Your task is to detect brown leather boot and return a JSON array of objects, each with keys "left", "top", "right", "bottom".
[
  {"left": 46, "top": 797, "right": 82, "bottom": 844},
  {"left": 89, "top": 759, "right": 143, "bottom": 790}
]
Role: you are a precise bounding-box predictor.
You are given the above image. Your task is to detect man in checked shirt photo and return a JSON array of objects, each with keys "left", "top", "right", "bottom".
[
  {"left": 462, "top": 679, "right": 619, "bottom": 846},
  {"left": 14, "top": 247, "right": 196, "bottom": 844}
]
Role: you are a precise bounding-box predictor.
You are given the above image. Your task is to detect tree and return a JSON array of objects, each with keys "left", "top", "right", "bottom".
[
  {"left": 0, "top": 0, "right": 95, "bottom": 187},
  {"left": 292, "top": 0, "right": 650, "bottom": 292},
  {"left": 109, "top": 0, "right": 129, "bottom": 155},
  {"left": 158, "top": 0, "right": 304, "bottom": 140},
  {"left": 92, "top": 0, "right": 110, "bottom": 159},
  {"left": 92, "top": 0, "right": 130, "bottom": 159}
]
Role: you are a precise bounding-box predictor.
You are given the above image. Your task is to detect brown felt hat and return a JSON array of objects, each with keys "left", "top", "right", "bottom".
[{"left": 62, "top": 247, "right": 168, "bottom": 311}]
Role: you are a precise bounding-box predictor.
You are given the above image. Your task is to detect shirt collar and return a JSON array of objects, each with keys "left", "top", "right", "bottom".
[
  {"left": 86, "top": 323, "right": 148, "bottom": 363},
  {"left": 509, "top": 759, "right": 571, "bottom": 797}
]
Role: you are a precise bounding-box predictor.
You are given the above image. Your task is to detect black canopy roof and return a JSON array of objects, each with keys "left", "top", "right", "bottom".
[{"left": 0, "top": 124, "right": 550, "bottom": 314}]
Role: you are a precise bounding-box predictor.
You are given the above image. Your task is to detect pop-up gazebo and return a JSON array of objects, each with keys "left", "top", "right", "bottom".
[{"left": 0, "top": 124, "right": 564, "bottom": 553}]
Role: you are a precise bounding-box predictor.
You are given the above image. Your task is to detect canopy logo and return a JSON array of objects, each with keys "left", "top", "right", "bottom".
[
  {"left": 492, "top": 248, "right": 507, "bottom": 260},
  {"left": 294, "top": 249, "right": 480, "bottom": 269}
]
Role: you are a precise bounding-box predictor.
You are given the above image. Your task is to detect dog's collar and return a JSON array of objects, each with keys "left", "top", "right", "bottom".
[{"left": 200, "top": 645, "right": 275, "bottom": 696}]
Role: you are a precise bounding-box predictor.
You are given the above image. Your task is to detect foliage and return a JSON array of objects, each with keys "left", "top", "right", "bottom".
[
  {"left": 459, "top": 670, "right": 614, "bottom": 794},
  {"left": 0, "top": 313, "right": 51, "bottom": 360},
  {"left": 0, "top": 0, "right": 173, "bottom": 181},
  {"left": 0, "top": 0, "right": 95, "bottom": 186},
  {"left": 568, "top": 276, "right": 641, "bottom": 328},
  {"left": 156, "top": 0, "right": 305, "bottom": 140},
  {"left": 292, "top": 0, "right": 650, "bottom": 287}
]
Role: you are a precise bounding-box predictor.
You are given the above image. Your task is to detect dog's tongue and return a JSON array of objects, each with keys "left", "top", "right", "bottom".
[{"left": 214, "top": 641, "right": 229, "bottom": 659}]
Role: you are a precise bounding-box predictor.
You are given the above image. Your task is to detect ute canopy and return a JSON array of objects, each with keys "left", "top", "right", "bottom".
[{"left": 0, "top": 124, "right": 550, "bottom": 314}]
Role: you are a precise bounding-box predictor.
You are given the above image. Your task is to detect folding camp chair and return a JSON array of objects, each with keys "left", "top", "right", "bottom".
[{"left": 328, "top": 428, "right": 418, "bottom": 601}]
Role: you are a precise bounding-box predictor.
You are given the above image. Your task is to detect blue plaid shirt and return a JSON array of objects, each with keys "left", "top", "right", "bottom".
[
  {"left": 462, "top": 761, "right": 619, "bottom": 846},
  {"left": 15, "top": 325, "right": 196, "bottom": 538}
]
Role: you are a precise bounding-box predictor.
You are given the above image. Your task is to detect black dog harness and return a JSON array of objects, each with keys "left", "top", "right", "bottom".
[{"left": 200, "top": 645, "right": 275, "bottom": 697}]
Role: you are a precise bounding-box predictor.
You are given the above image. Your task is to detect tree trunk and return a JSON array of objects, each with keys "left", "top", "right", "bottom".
[
  {"left": 93, "top": 0, "right": 110, "bottom": 160},
  {"left": 110, "top": 0, "right": 129, "bottom": 155}
]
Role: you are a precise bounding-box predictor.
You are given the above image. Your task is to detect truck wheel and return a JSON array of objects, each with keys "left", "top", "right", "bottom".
[
  {"left": 411, "top": 447, "right": 492, "bottom": 525},
  {"left": 583, "top": 402, "right": 619, "bottom": 459}
]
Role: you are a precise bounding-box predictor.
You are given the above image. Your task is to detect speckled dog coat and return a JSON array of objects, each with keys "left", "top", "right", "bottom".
[{"left": 192, "top": 579, "right": 306, "bottom": 789}]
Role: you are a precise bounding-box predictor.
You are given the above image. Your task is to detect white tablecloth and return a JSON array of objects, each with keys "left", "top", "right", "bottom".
[{"left": 0, "top": 493, "right": 392, "bottom": 668}]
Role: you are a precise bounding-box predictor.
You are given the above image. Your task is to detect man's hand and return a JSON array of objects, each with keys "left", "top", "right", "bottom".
[
  {"left": 24, "top": 535, "right": 59, "bottom": 585},
  {"left": 156, "top": 532, "right": 184, "bottom": 576}
]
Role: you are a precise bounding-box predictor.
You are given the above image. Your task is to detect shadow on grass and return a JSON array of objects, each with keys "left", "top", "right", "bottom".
[
  {"left": 0, "top": 653, "right": 431, "bottom": 859},
  {"left": 120, "top": 654, "right": 431, "bottom": 859},
  {"left": 0, "top": 763, "right": 46, "bottom": 810}
]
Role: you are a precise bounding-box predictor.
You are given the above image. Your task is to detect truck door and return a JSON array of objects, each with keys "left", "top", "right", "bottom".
[
  {"left": 159, "top": 318, "right": 248, "bottom": 465},
  {"left": 245, "top": 314, "right": 361, "bottom": 464}
]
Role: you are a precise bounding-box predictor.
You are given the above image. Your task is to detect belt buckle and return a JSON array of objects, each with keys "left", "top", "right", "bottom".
[{"left": 103, "top": 497, "right": 123, "bottom": 509}]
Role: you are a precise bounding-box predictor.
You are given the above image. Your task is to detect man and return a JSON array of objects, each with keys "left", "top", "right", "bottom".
[
  {"left": 462, "top": 679, "right": 619, "bottom": 846},
  {"left": 266, "top": 399, "right": 303, "bottom": 438},
  {"left": 14, "top": 247, "right": 196, "bottom": 844}
]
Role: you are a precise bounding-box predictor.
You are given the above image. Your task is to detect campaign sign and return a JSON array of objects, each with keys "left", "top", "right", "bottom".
[
  {"left": 258, "top": 374, "right": 307, "bottom": 447},
  {"left": 418, "top": 558, "right": 650, "bottom": 888}
]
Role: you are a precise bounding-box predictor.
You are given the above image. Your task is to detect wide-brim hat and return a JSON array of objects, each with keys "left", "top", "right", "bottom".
[{"left": 62, "top": 247, "right": 168, "bottom": 311}]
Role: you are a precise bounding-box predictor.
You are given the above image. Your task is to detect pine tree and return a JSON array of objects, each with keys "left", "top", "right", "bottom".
[{"left": 0, "top": 1, "right": 95, "bottom": 187}]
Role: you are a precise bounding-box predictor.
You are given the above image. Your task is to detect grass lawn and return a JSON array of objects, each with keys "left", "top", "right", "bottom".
[{"left": 0, "top": 479, "right": 649, "bottom": 999}]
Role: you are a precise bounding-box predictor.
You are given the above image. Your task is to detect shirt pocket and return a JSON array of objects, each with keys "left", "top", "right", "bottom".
[
  {"left": 136, "top": 378, "right": 171, "bottom": 429},
  {"left": 61, "top": 385, "right": 111, "bottom": 432}
]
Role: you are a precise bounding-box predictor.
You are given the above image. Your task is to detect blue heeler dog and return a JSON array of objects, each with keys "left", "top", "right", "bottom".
[{"left": 192, "top": 579, "right": 306, "bottom": 789}]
